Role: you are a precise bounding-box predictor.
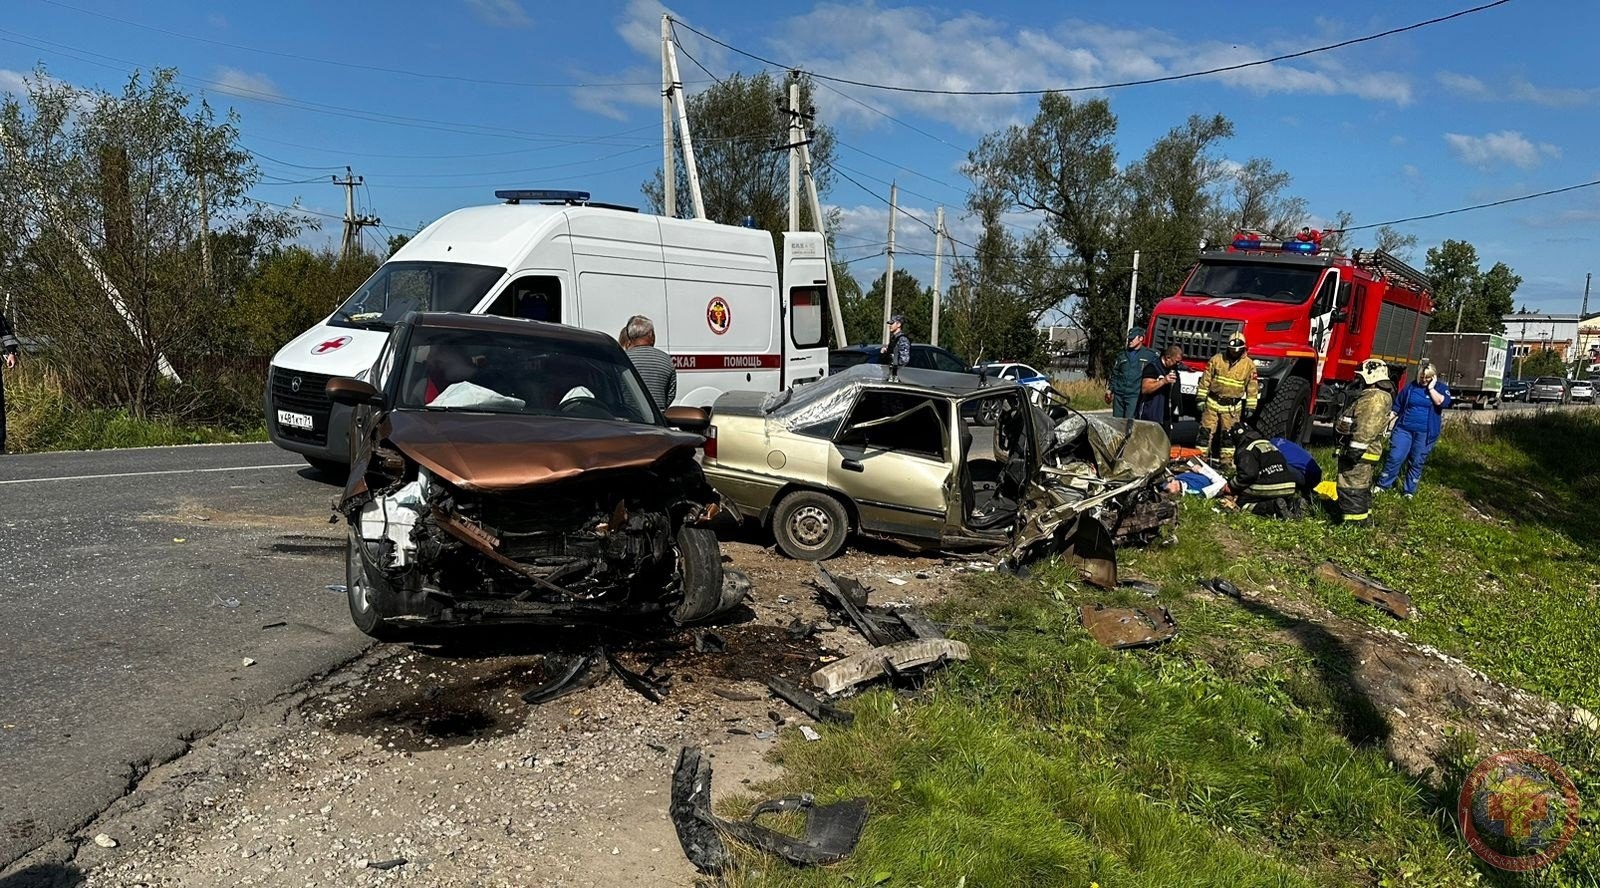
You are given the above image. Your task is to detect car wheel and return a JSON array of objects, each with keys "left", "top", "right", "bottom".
[
  {"left": 772, "top": 490, "right": 850, "bottom": 561},
  {"left": 346, "top": 531, "right": 407, "bottom": 641},
  {"left": 669, "top": 525, "right": 727, "bottom": 624}
]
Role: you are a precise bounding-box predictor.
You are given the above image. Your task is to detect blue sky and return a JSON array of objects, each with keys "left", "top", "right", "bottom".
[{"left": 2, "top": 0, "right": 1596, "bottom": 313}]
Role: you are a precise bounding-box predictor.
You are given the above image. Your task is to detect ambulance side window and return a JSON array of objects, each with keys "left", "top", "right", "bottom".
[
  {"left": 790, "top": 286, "right": 828, "bottom": 349},
  {"left": 486, "top": 276, "right": 562, "bottom": 323}
]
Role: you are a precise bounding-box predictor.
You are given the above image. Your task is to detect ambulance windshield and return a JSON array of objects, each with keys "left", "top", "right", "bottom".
[
  {"left": 1183, "top": 261, "right": 1320, "bottom": 304},
  {"left": 331, "top": 261, "right": 504, "bottom": 329}
]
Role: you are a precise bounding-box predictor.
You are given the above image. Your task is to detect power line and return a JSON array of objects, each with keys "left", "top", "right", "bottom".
[
  {"left": 33, "top": 0, "right": 713, "bottom": 90},
  {"left": 670, "top": 1, "right": 1513, "bottom": 96},
  {"left": 1333, "top": 178, "right": 1600, "bottom": 233}
]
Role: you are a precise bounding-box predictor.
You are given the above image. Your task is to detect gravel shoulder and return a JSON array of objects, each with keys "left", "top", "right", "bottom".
[{"left": 2, "top": 539, "right": 964, "bottom": 888}]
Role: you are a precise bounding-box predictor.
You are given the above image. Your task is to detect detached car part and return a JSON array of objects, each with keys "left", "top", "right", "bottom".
[
  {"left": 670, "top": 747, "right": 868, "bottom": 873},
  {"left": 1315, "top": 561, "right": 1413, "bottom": 619},
  {"left": 1079, "top": 604, "right": 1179, "bottom": 650}
]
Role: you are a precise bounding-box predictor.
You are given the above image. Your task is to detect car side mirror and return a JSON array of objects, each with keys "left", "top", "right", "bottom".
[
  {"left": 663, "top": 405, "right": 711, "bottom": 432},
  {"left": 326, "top": 377, "right": 383, "bottom": 407}
]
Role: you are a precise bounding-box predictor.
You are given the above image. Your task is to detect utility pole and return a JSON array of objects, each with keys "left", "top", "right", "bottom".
[
  {"left": 661, "top": 15, "right": 675, "bottom": 219},
  {"left": 192, "top": 119, "right": 212, "bottom": 290},
  {"left": 788, "top": 80, "right": 800, "bottom": 233},
  {"left": 1125, "top": 249, "right": 1141, "bottom": 334},
  {"left": 332, "top": 167, "right": 380, "bottom": 259},
  {"left": 797, "top": 123, "right": 847, "bottom": 346},
  {"left": 1576, "top": 272, "right": 1591, "bottom": 377},
  {"left": 931, "top": 206, "right": 944, "bottom": 347},
  {"left": 883, "top": 182, "right": 897, "bottom": 345},
  {"left": 660, "top": 20, "right": 704, "bottom": 220}
]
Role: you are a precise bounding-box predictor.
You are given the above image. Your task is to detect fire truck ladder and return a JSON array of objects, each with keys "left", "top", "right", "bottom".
[{"left": 1352, "top": 248, "right": 1432, "bottom": 293}]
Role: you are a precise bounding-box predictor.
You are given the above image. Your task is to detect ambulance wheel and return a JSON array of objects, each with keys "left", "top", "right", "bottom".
[
  {"left": 1257, "top": 376, "right": 1312, "bottom": 444},
  {"left": 772, "top": 490, "right": 850, "bottom": 561}
]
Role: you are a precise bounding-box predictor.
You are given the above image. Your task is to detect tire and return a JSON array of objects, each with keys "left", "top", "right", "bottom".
[
  {"left": 771, "top": 490, "right": 851, "bottom": 561},
  {"left": 669, "top": 525, "right": 727, "bottom": 625},
  {"left": 1255, "top": 376, "right": 1312, "bottom": 444},
  {"left": 346, "top": 531, "right": 408, "bottom": 642},
  {"left": 305, "top": 456, "right": 349, "bottom": 478}
]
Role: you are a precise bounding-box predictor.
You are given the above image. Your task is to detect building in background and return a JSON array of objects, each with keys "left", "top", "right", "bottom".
[
  {"left": 1577, "top": 314, "right": 1600, "bottom": 374},
  {"left": 1501, "top": 310, "right": 1579, "bottom": 367}
]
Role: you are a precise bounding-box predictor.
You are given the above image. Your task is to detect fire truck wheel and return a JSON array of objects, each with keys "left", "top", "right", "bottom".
[{"left": 1256, "top": 376, "right": 1312, "bottom": 444}]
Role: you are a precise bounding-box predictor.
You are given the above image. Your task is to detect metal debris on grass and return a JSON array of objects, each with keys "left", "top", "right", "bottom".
[
  {"left": 1079, "top": 604, "right": 1179, "bottom": 650},
  {"left": 1316, "top": 562, "right": 1414, "bottom": 619}
]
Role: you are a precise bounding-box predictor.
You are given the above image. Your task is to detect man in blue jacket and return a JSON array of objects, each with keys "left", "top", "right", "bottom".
[
  {"left": 1270, "top": 434, "right": 1322, "bottom": 497},
  {"left": 1377, "top": 362, "right": 1451, "bottom": 499}
]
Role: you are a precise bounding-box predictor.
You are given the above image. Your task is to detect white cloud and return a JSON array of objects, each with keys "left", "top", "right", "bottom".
[
  {"left": 1401, "top": 163, "right": 1420, "bottom": 179},
  {"left": 570, "top": 0, "right": 728, "bottom": 120},
  {"left": 212, "top": 67, "right": 280, "bottom": 100},
  {"left": 465, "top": 0, "right": 532, "bottom": 29},
  {"left": 206, "top": 12, "right": 228, "bottom": 29},
  {"left": 1437, "top": 71, "right": 1599, "bottom": 107},
  {"left": 1443, "top": 130, "right": 1560, "bottom": 171},
  {"left": 772, "top": 7, "right": 1413, "bottom": 132},
  {"left": 0, "top": 69, "right": 28, "bottom": 97}
]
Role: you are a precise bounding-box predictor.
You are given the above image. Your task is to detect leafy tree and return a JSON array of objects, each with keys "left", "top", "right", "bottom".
[
  {"left": 231, "top": 246, "right": 381, "bottom": 354},
  {"left": 843, "top": 267, "right": 928, "bottom": 347},
  {"left": 642, "top": 72, "right": 835, "bottom": 241},
  {"left": 1474, "top": 262, "right": 1520, "bottom": 335},
  {"left": 943, "top": 189, "right": 1054, "bottom": 366},
  {"left": 1518, "top": 348, "right": 1567, "bottom": 379},
  {"left": 0, "top": 67, "right": 298, "bottom": 417},
  {"left": 967, "top": 94, "right": 1121, "bottom": 373},
  {"left": 1217, "top": 157, "right": 1306, "bottom": 239},
  {"left": 1372, "top": 225, "right": 1418, "bottom": 262},
  {"left": 386, "top": 232, "right": 412, "bottom": 256}
]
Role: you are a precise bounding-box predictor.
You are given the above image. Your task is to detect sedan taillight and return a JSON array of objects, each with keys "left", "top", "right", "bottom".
[{"left": 703, "top": 425, "right": 718, "bottom": 461}]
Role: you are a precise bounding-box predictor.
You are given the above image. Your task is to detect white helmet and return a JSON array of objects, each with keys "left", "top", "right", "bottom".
[{"left": 1356, "top": 358, "right": 1388, "bottom": 385}]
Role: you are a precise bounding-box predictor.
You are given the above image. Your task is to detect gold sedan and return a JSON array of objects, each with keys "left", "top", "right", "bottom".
[{"left": 702, "top": 365, "right": 1043, "bottom": 560}]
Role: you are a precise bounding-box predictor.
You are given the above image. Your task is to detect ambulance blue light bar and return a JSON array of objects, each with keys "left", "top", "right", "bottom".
[{"left": 495, "top": 189, "right": 590, "bottom": 204}]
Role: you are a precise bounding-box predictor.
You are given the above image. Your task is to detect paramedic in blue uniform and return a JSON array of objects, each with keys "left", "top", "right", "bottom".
[{"left": 1377, "top": 362, "right": 1451, "bottom": 499}]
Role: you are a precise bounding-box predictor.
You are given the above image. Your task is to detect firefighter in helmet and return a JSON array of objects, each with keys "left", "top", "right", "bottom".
[
  {"left": 1334, "top": 358, "right": 1395, "bottom": 523},
  {"left": 1195, "top": 331, "right": 1259, "bottom": 462},
  {"left": 1229, "top": 425, "right": 1303, "bottom": 518}
]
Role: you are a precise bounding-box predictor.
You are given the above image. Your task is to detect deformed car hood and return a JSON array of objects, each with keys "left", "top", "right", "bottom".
[{"left": 383, "top": 410, "right": 704, "bottom": 492}]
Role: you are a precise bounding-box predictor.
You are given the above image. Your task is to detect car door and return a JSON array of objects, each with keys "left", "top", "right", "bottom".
[{"left": 829, "top": 388, "right": 954, "bottom": 540}]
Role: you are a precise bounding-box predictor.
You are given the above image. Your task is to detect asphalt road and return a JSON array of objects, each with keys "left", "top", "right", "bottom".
[{"left": 0, "top": 444, "right": 368, "bottom": 869}]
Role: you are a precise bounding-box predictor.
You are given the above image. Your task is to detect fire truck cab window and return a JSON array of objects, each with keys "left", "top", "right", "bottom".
[
  {"left": 1313, "top": 274, "right": 1338, "bottom": 316},
  {"left": 1185, "top": 262, "right": 1320, "bottom": 304}
]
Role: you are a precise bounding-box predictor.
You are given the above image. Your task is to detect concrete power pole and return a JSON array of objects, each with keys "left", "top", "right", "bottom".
[
  {"left": 931, "top": 206, "right": 944, "bottom": 347},
  {"left": 1125, "top": 249, "right": 1141, "bottom": 334},
  {"left": 660, "top": 26, "right": 705, "bottom": 220},
  {"left": 333, "top": 167, "right": 380, "bottom": 259},
  {"left": 1577, "top": 272, "right": 1591, "bottom": 376},
  {"left": 660, "top": 14, "right": 675, "bottom": 218},
  {"left": 883, "top": 183, "right": 897, "bottom": 345},
  {"left": 797, "top": 124, "right": 847, "bottom": 347},
  {"left": 788, "top": 81, "right": 800, "bottom": 233}
]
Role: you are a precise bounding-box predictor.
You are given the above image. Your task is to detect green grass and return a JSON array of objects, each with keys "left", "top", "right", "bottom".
[
  {"left": 5, "top": 368, "right": 267, "bottom": 453},
  {"left": 730, "top": 409, "right": 1600, "bottom": 887},
  {"left": 1054, "top": 378, "right": 1110, "bottom": 412}
]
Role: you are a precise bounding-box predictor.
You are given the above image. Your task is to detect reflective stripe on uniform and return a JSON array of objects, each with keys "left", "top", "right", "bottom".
[
  {"left": 1342, "top": 512, "right": 1370, "bottom": 522},
  {"left": 1245, "top": 481, "right": 1298, "bottom": 497},
  {"left": 1361, "top": 450, "right": 1382, "bottom": 462}
]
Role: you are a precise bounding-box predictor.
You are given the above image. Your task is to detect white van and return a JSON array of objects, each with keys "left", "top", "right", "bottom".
[{"left": 266, "top": 190, "right": 833, "bottom": 468}]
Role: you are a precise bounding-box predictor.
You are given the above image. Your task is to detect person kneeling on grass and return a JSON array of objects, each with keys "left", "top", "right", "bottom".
[
  {"left": 1230, "top": 426, "right": 1304, "bottom": 518},
  {"left": 1376, "top": 362, "right": 1450, "bottom": 500}
]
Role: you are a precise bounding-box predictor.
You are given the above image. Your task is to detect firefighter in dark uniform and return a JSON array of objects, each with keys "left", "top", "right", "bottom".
[
  {"left": 0, "top": 309, "right": 18, "bottom": 453},
  {"left": 1334, "top": 358, "right": 1395, "bottom": 523},
  {"left": 1195, "top": 331, "right": 1258, "bottom": 462},
  {"left": 1230, "top": 425, "right": 1302, "bottom": 518}
]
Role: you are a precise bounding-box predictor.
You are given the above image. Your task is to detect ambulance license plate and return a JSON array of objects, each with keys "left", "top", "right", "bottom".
[{"left": 277, "top": 410, "right": 314, "bottom": 431}]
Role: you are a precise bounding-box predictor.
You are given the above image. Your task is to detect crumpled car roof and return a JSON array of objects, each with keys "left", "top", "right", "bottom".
[{"left": 760, "top": 364, "right": 1018, "bottom": 432}]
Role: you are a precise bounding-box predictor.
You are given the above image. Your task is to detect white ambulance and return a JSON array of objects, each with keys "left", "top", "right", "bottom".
[{"left": 265, "top": 190, "right": 833, "bottom": 469}]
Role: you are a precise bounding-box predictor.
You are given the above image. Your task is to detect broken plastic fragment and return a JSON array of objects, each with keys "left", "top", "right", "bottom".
[{"left": 1079, "top": 604, "right": 1178, "bottom": 650}]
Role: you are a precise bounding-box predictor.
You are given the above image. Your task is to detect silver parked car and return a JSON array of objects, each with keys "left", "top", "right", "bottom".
[
  {"left": 1569, "top": 379, "right": 1595, "bottom": 403},
  {"left": 1528, "top": 376, "right": 1568, "bottom": 404}
]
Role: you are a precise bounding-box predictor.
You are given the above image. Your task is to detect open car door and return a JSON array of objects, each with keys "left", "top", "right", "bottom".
[{"left": 828, "top": 389, "right": 953, "bottom": 541}]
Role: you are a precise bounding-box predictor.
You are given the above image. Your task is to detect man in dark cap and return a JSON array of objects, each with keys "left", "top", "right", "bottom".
[
  {"left": 1107, "top": 326, "right": 1155, "bottom": 419},
  {"left": 881, "top": 313, "right": 911, "bottom": 370}
]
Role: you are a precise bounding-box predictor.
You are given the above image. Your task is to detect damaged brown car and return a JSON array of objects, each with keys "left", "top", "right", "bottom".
[{"left": 328, "top": 312, "right": 743, "bottom": 640}]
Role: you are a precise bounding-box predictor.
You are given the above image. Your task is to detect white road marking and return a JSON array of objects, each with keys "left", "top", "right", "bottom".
[{"left": 0, "top": 463, "right": 303, "bottom": 485}]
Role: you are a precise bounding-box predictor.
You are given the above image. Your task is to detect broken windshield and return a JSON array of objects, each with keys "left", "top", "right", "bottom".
[
  {"left": 331, "top": 261, "right": 505, "bottom": 330},
  {"left": 1183, "top": 262, "right": 1320, "bottom": 304}
]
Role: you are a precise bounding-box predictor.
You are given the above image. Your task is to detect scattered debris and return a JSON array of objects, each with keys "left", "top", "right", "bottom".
[
  {"left": 1572, "top": 707, "right": 1599, "bottom": 733},
  {"left": 712, "top": 687, "right": 763, "bottom": 703},
  {"left": 241, "top": 657, "right": 257, "bottom": 668},
  {"left": 172, "top": 538, "right": 186, "bottom": 544},
  {"left": 1206, "top": 577, "right": 1241, "bottom": 598},
  {"left": 755, "top": 730, "right": 775, "bottom": 740},
  {"left": 784, "top": 617, "right": 817, "bottom": 641},
  {"left": 603, "top": 648, "right": 669, "bottom": 703},
  {"left": 886, "top": 577, "right": 908, "bottom": 586},
  {"left": 365, "top": 858, "right": 407, "bottom": 871},
  {"left": 693, "top": 630, "right": 727, "bottom": 654},
  {"left": 813, "top": 566, "right": 947, "bottom": 647},
  {"left": 92, "top": 834, "right": 117, "bottom": 849},
  {"left": 768, "top": 677, "right": 854, "bottom": 725},
  {"left": 1107, "top": 496, "right": 1179, "bottom": 547},
  {"left": 1079, "top": 604, "right": 1179, "bottom": 650},
  {"left": 1316, "top": 561, "right": 1413, "bottom": 619},
  {"left": 799, "top": 725, "right": 821, "bottom": 741},
  {"left": 811, "top": 638, "right": 970, "bottom": 695},
  {"left": 670, "top": 747, "right": 867, "bottom": 874},
  {"left": 212, "top": 594, "right": 240, "bottom": 609},
  {"left": 1118, "top": 579, "right": 1162, "bottom": 598},
  {"left": 260, "top": 621, "right": 287, "bottom": 630},
  {"left": 521, "top": 652, "right": 604, "bottom": 705},
  {"left": 324, "top": 584, "right": 347, "bottom": 595}
]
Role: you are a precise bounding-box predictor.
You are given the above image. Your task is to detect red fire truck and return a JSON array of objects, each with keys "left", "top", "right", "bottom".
[{"left": 1147, "top": 229, "right": 1434, "bottom": 443}]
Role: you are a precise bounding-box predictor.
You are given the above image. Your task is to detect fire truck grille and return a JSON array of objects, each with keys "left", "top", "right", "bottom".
[{"left": 1152, "top": 316, "right": 1243, "bottom": 363}]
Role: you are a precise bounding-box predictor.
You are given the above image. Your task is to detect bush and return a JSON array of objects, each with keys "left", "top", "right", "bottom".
[{"left": 3, "top": 365, "right": 264, "bottom": 453}]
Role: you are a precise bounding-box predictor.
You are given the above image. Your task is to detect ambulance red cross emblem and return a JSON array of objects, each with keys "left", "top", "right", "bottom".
[{"left": 311, "top": 335, "right": 352, "bottom": 355}]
